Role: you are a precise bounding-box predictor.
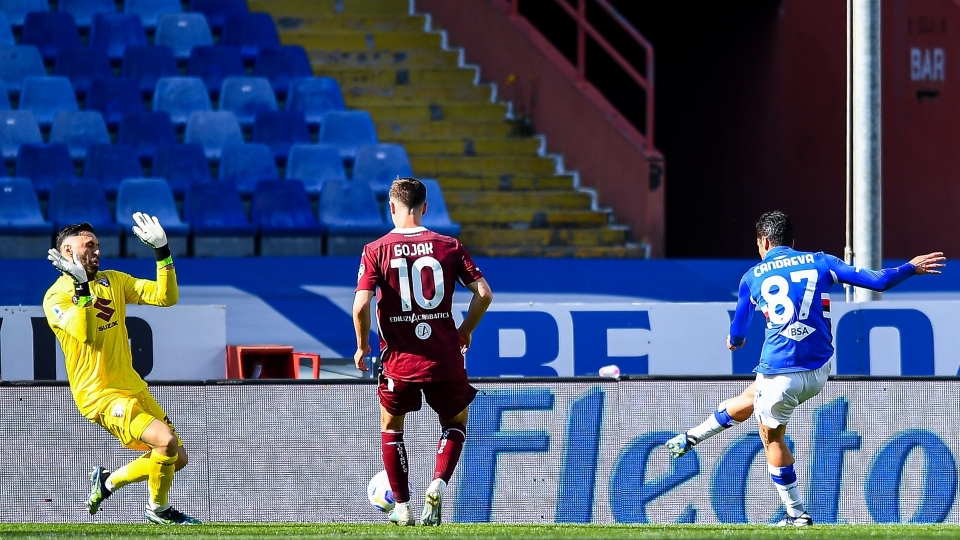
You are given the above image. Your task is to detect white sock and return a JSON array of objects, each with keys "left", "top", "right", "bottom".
[
  {"left": 768, "top": 463, "right": 805, "bottom": 517},
  {"left": 687, "top": 406, "right": 741, "bottom": 443},
  {"left": 104, "top": 479, "right": 116, "bottom": 492},
  {"left": 395, "top": 501, "right": 409, "bottom": 511},
  {"left": 430, "top": 478, "right": 447, "bottom": 494},
  {"left": 149, "top": 503, "right": 171, "bottom": 512}
]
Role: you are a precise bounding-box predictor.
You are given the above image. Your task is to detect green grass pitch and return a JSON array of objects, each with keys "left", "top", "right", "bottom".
[{"left": 2, "top": 523, "right": 960, "bottom": 539}]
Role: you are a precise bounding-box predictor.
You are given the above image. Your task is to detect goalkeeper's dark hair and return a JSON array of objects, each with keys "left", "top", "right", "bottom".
[
  {"left": 389, "top": 177, "right": 427, "bottom": 209},
  {"left": 56, "top": 223, "right": 96, "bottom": 250},
  {"left": 756, "top": 211, "right": 793, "bottom": 246}
]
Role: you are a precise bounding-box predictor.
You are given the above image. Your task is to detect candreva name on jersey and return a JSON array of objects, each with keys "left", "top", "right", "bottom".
[{"left": 753, "top": 253, "right": 816, "bottom": 277}]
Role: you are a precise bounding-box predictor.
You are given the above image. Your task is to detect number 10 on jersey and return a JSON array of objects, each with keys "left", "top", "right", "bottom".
[{"left": 390, "top": 256, "right": 445, "bottom": 311}]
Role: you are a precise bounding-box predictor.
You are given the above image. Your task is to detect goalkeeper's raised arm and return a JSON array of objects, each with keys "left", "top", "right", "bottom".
[{"left": 126, "top": 212, "right": 178, "bottom": 307}]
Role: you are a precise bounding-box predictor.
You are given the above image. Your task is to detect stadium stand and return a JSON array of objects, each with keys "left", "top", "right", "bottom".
[
  {"left": 319, "top": 179, "right": 388, "bottom": 256},
  {"left": 152, "top": 143, "right": 209, "bottom": 195},
  {"left": 184, "top": 180, "right": 255, "bottom": 257},
  {"left": 1, "top": 0, "right": 48, "bottom": 27},
  {"left": 252, "top": 179, "right": 324, "bottom": 256},
  {"left": 123, "top": 0, "right": 181, "bottom": 29},
  {"left": 187, "top": 45, "right": 245, "bottom": 95},
  {"left": 0, "top": 111, "right": 42, "bottom": 159},
  {"left": 89, "top": 12, "right": 147, "bottom": 59},
  {"left": 221, "top": 12, "right": 277, "bottom": 60},
  {"left": 118, "top": 111, "right": 176, "bottom": 159},
  {"left": 155, "top": 13, "right": 212, "bottom": 60},
  {"left": 252, "top": 110, "right": 310, "bottom": 160},
  {"left": 60, "top": 0, "right": 115, "bottom": 27},
  {"left": 0, "top": 46, "right": 45, "bottom": 97},
  {"left": 183, "top": 110, "right": 242, "bottom": 159},
  {"left": 352, "top": 143, "right": 414, "bottom": 197},
  {"left": 218, "top": 76, "right": 277, "bottom": 125},
  {"left": 48, "top": 178, "right": 120, "bottom": 256},
  {"left": 21, "top": 11, "right": 80, "bottom": 61},
  {"left": 285, "top": 143, "right": 346, "bottom": 195},
  {"left": 87, "top": 77, "right": 144, "bottom": 125},
  {"left": 218, "top": 142, "right": 278, "bottom": 194},
  {"left": 49, "top": 110, "right": 110, "bottom": 159},
  {"left": 83, "top": 143, "right": 143, "bottom": 196},
  {"left": 287, "top": 77, "right": 345, "bottom": 125},
  {"left": 154, "top": 76, "right": 213, "bottom": 125},
  {"left": 121, "top": 45, "right": 178, "bottom": 95},
  {"left": 16, "top": 143, "right": 74, "bottom": 196},
  {"left": 252, "top": 45, "right": 311, "bottom": 96},
  {"left": 115, "top": 177, "right": 189, "bottom": 257},
  {"left": 318, "top": 110, "right": 377, "bottom": 162},
  {"left": 19, "top": 76, "right": 79, "bottom": 126},
  {"left": 54, "top": 47, "right": 112, "bottom": 95},
  {"left": 189, "top": 0, "right": 246, "bottom": 31},
  {"left": 0, "top": 176, "right": 51, "bottom": 258},
  {"left": 420, "top": 179, "right": 460, "bottom": 237}
]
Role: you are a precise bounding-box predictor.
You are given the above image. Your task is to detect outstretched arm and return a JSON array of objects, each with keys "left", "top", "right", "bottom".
[
  {"left": 126, "top": 212, "right": 179, "bottom": 307},
  {"left": 826, "top": 252, "right": 944, "bottom": 292},
  {"left": 728, "top": 278, "right": 754, "bottom": 350}
]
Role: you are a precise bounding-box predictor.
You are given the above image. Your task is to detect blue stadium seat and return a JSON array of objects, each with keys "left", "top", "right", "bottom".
[
  {"left": 0, "top": 0, "right": 48, "bottom": 27},
  {"left": 286, "top": 144, "right": 346, "bottom": 195},
  {"left": 0, "top": 177, "right": 51, "bottom": 238},
  {"left": 48, "top": 178, "right": 120, "bottom": 233},
  {"left": 0, "top": 46, "right": 45, "bottom": 97},
  {"left": 123, "top": 0, "right": 181, "bottom": 28},
  {"left": 222, "top": 12, "right": 278, "bottom": 59},
  {"left": 152, "top": 143, "right": 209, "bottom": 195},
  {"left": 318, "top": 110, "right": 378, "bottom": 162},
  {"left": 90, "top": 13, "right": 147, "bottom": 60},
  {"left": 420, "top": 179, "right": 460, "bottom": 237},
  {"left": 16, "top": 143, "right": 76, "bottom": 196},
  {"left": 155, "top": 13, "right": 213, "bottom": 60},
  {"left": 0, "top": 13, "right": 13, "bottom": 46},
  {"left": 252, "top": 179, "right": 324, "bottom": 250},
  {"left": 83, "top": 143, "right": 143, "bottom": 195},
  {"left": 59, "top": 0, "right": 116, "bottom": 27},
  {"left": 115, "top": 177, "right": 189, "bottom": 257},
  {"left": 22, "top": 12, "right": 81, "bottom": 62},
  {"left": 252, "top": 110, "right": 311, "bottom": 161},
  {"left": 254, "top": 46, "right": 312, "bottom": 96},
  {"left": 184, "top": 110, "right": 242, "bottom": 159},
  {"left": 87, "top": 77, "right": 144, "bottom": 126},
  {"left": 352, "top": 144, "right": 414, "bottom": 195},
  {"left": 54, "top": 47, "right": 112, "bottom": 95},
  {"left": 117, "top": 111, "right": 176, "bottom": 159},
  {"left": 184, "top": 181, "right": 256, "bottom": 244},
  {"left": 0, "top": 110, "right": 41, "bottom": 159},
  {"left": 219, "top": 77, "right": 278, "bottom": 126},
  {"left": 122, "top": 45, "right": 178, "bottom": 95},
  {"left": 153, "top": 76, "right": 213, "bottom": 125},
  {"left": 219, "top": 143, "right": 279, "bottom": 194},
  {"left": 319, "top": 179, "right": 388, "bottom": 255},
  {"left": 187, "top": 45, "right": 244, "bottom": 95},
  {"left": 19, "top": 76, "right": 79, "bottom": 126},
  {"left": 0, "top": 81, "right": 9, "bottom": 109},
  {"left": 190, "top": 0, "right": 246, "bottom": 30},
  {"left": 50, "top": 110, "right": 110, "bottom": 160},
  {"left": 288, "top": 77, "right": 345, "bottom": 125}
]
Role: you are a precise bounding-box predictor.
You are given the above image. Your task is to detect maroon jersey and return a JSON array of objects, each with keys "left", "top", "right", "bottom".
[{"left": 357, "top": 226, "right": 484, "bottom": 382}]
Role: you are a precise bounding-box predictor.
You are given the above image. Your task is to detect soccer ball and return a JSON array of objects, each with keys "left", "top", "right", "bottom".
[{"left": 367, "top": 470, "right": 396, "bottom": 513}]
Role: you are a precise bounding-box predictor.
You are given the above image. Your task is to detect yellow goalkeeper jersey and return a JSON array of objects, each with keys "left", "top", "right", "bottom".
[{"left": 42, "top": 268, "right": 178, "bottom": 419}]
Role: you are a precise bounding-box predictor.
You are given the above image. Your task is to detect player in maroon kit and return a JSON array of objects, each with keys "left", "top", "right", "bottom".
[{"left": 353, "top": 177, "right": 493, "bottom": 527}]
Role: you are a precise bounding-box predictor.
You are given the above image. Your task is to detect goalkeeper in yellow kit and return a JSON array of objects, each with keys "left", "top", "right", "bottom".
[{"left": 43, "top": 214, "right": 200, "bottom": 525}]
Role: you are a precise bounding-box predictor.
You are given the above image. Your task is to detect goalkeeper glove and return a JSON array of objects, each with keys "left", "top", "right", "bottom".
[
  {"left": 131, "top": 212, "right": 173, "bottom": 265},
  {"left": 47, "top": 249, "right": 92, "bottom": 306}
]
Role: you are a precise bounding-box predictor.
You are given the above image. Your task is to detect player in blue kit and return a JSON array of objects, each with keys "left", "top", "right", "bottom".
[{"left": 665, "top": 210, "right": 944, "bottom": 526}]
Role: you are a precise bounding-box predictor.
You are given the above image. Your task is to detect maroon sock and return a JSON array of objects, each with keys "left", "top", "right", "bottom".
[
  {"left": 434, "top": 423, "right": 466, "bottom": 483},
  {"left": 381, "top": 431, "right": 410, "bottom": 503}
]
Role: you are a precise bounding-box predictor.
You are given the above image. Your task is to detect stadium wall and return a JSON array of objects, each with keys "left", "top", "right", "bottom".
[{"left": 3, "top": 379, "right": 957, "bottom": 524}]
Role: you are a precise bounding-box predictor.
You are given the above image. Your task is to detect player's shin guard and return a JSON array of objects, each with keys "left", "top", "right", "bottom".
[
  {"left": 434, "top": 423, "right": 466, "bottom": 483},
  {"left": 106, "top": 453, "right": 152, "bottom": 491},
  {"left": 687, "top": 405, "right": 741, "bottom": 445},
  {"left": 381, "top": 431, "right": 411, "bottom": 503},
  {"left": 769, "top": 463, "right": 806, "bottom": 518},
  {"left": 148, "top": 451, "right": 178, "bottom": 511}
]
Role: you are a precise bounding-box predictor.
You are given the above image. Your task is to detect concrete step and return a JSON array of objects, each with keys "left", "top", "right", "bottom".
[
  {"left": 377, "top": 120, "right": 514, "bottom": 139},
  {"left": 459, "top": 228, "right": 629, "bottom": 248},
  {"left": 401, "top": 138, "right": 542, "bottom": 156},
  {"left": 450, "top": 208, "right": 609, "bottom": 228},
  {"left": 322, "top": 68, "right": 477, "bottom": 88},
  {"left": 445, "top": 190, "right": 593, "bottom": 210},
  {"left": 250, "top": 0, "right": 409, "bottom": 16},
  {"left": 431, "top": 175, "right": 574, "bottom": 191},
  {"left": 275, "top": 14, "right": 428, "bottom": 32},
  {"left": 348, "top": 85, "right": 492, "bottom": 103},
  {"left": 282, "top": 31, "right": 442, "bottom": 51},
  {"left": 467, "top": 245, "right": 646, "bottom": 258},
  {"left": 412, "top": 156, "right": 557, "bottom": 175},
  {"left": 309, "top": 49, "right": 460, "bottom": 70},
  {"left": 363, "top": 103, "right": 507, "bottom": 122}
]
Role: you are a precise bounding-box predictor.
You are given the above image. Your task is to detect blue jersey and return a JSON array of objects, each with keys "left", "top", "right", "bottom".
[{"left": 729, "top": 246, "right": 916, "bottom": 374}]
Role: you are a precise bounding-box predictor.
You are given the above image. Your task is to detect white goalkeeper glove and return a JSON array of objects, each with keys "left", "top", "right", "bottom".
[
  {"left": 47, "top": 249, "right": 87, "bottom": 283},
  {"left": 132, "top": 212, "right": 168, "bottom": 249}
]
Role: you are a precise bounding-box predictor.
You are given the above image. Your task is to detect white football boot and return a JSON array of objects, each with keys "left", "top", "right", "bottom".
[
  {"left": 388, "top": 502, "right": 415, "bottom": 526},
  {"left": 420, "top": 479, "right": 446, "bottom": 526}
]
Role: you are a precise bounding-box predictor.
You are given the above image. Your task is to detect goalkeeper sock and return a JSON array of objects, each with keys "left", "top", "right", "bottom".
[
  {"left": 381, "top": 431, "right": 410, "bottom": 503},
  {"left": 106, "top": 453, "right": 152, "bottom": 491},
  {"left": 687, "top": 405, "right": 741, "bottom": 444},
  {"left": 147, "top": 450, "right": 178, "bottom": 511},
  {"left": 769, "top": 463, "right": 806, "bottom": 518},
  {"left": 434, "top": 423, "right": 466, "bottom": 483}
]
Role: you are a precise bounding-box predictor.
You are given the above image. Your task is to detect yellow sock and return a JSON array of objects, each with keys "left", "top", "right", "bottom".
[
  {"left": 148, "top": 450, "right": 178, "bottom": 510},
  {"left": 106, "top": 453, "right": 152, "bottom": 491}
]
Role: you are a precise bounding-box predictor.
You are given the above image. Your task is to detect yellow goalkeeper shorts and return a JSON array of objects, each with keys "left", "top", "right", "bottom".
[{"left": 95, "top": 390, "right": 182, "bottom": 452}]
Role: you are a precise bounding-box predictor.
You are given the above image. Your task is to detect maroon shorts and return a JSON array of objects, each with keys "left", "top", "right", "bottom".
[{"left": 378, "top": 374, "right": 477, "bottom": 420}]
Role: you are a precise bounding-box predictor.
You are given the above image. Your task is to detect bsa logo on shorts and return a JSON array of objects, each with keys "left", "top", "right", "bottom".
[
  {"left": 415, "top": 322, "right": 432, "bottom": 340},
  {"left": 112, "top": 404, "right": 125, "bottom": 418}
]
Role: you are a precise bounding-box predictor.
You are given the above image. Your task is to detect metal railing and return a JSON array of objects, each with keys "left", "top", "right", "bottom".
[{"left": 504, "top": 0, "right": 655, "bottom": 146}]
